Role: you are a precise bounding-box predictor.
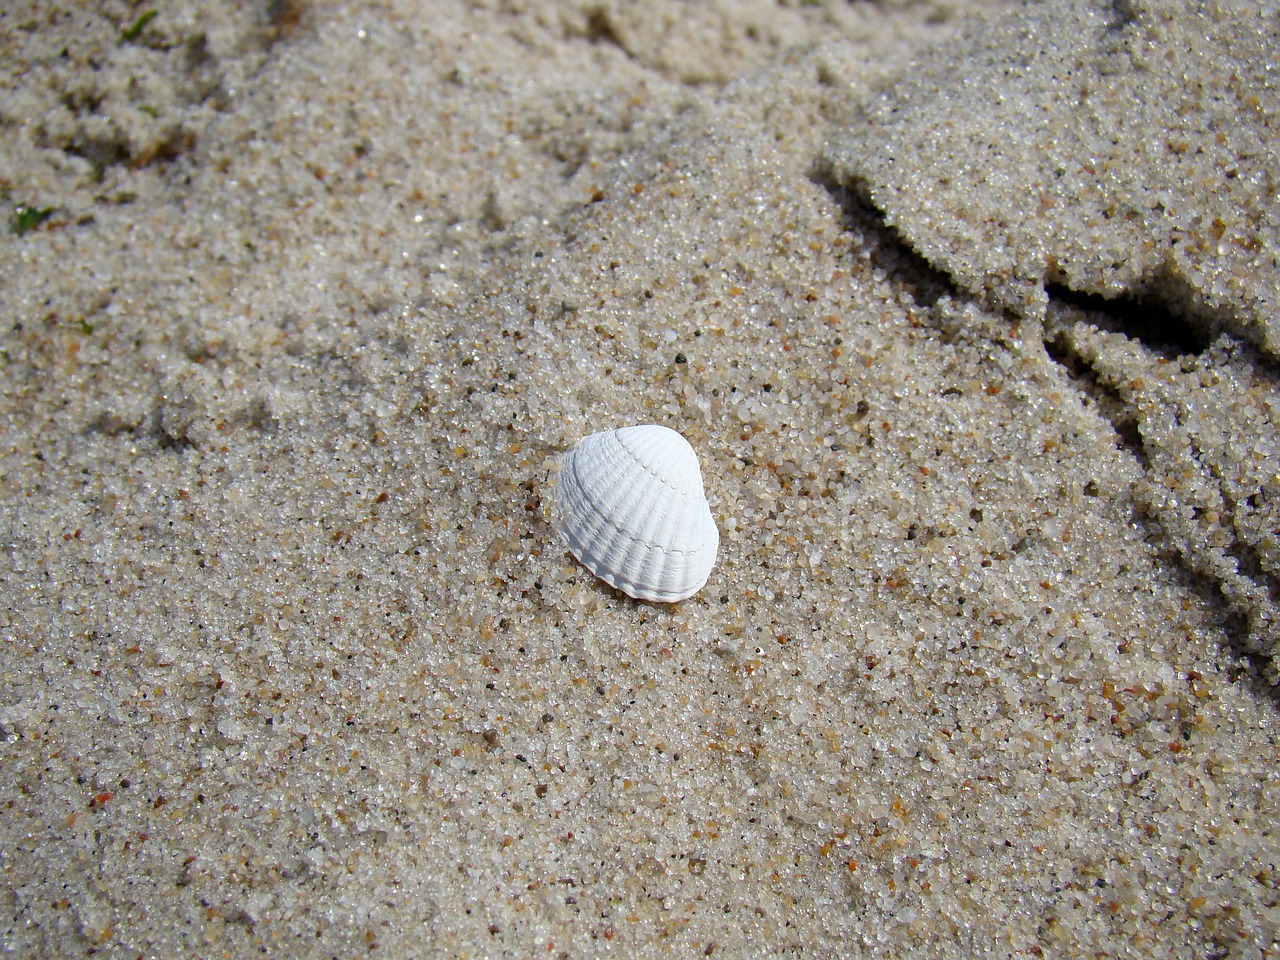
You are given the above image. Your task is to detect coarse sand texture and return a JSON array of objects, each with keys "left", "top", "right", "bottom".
[{"left": 0, "top": 1, "right": 1277, "bottom": 958}]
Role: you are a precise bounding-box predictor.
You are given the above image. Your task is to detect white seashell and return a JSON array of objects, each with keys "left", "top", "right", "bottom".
[{"left": 556, "top": 425, "right": 719, "bottom": 602}]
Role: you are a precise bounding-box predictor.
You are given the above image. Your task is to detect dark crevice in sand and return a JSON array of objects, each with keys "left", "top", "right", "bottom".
[
  {"left": 808, "top": 162, "right": 955, "bottom": 311},
  {"left": 1043, "top": 299, "right": 1280, "bottom": 692},
  {"left": 1044, "top": 283, "right": 1211, "bottom": 361},
  {"left": 583, "top": 7, "right": 628, "bottom": 52},
  {"left": 811, "top": 157, "right": 1279, "bottom": 688},
  {"left": 1105, "top": 0, "right": 1142, "bottom": 32},
  {"left": 1041, "top": 326, "right": 1148, "bottom": 468},
  {"left": 1175, "top": 553, "right": 1280, "bottom": 705},
  {"left": 1134, "top": 527, "right": 1280, "bottom": 708},
  {"left": 1047, "top": 265, "right": 1280, "bottom": 378}
]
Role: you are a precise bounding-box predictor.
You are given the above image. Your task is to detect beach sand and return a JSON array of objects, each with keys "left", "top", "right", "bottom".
[{"left": 1, "top": 1, "right": 1277, "bottom": 956}]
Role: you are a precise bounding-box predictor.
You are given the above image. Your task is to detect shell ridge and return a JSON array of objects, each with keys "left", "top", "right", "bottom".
[
  {"left": 614, "top": 427, "right": 705, "bottom": 499},
  {"left": 557, "top": 426, "right": 718, "bottom": 602},
  {"left": 565, "top": 442, "right": 696, "bottom": 555},
  {"left": 564, "top": 454, "right": 713, "bottom": 559},
  {"left": 584, "top": 450, "right": 659, "bottom": 535},
  {"left": 568, "top": 500, "right": 713, "bottom": 558}
]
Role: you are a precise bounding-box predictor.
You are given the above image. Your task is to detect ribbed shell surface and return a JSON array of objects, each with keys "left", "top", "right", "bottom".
[{"left": 557, "top": 425, "right": 719, "bottom": 602}]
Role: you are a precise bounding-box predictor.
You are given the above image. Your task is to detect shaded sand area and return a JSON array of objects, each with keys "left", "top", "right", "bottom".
[{"left": 2, "top": 1, "right": 1277, "bottom": 956}]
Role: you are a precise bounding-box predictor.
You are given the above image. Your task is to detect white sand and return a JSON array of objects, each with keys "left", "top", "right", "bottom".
[{"left": 1, "top": 1, "right": 1277, "bottom": 956}]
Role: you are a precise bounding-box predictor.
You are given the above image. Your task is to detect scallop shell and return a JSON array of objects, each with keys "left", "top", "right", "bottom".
[{"left": 556, "top": 425, "right": 719, "bottom": 602}]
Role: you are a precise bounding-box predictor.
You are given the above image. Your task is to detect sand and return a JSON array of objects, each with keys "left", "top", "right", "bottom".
[{"left": 1, "top": 0, "right": 1277, "bottom": 957}]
